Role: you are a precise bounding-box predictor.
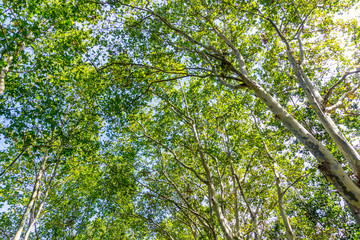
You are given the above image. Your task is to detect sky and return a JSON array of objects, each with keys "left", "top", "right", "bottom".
[{"left": 0, "top": 0, "right": 360, "bottom": 220}]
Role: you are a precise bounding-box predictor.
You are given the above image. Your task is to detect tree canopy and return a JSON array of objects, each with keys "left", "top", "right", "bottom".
[{"left": 1, "top": 0, "right": 360, "bottom": 239}]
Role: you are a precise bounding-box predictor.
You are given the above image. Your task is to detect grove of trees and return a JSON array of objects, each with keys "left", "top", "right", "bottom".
[{"left": 1, "top": 0, "right": 360, "bottom": 239}]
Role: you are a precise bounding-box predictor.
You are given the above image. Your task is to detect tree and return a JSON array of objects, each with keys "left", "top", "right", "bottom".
[
  {"left": 114, "top": 74, "right": 357, "bottom": 239},
  {"left": 98, "top": 0, "right": 360, "bottom": 226},
  {"left": 1, "top": 0, "right": 360, "bottom": 239}
]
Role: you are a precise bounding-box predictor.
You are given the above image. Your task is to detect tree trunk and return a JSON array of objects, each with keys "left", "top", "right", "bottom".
[
  {"left": 0, "top": 56, "right": 12, "bottom": 95},
  {"left": 285, "top": 48, "right": 360, "bottom": 180},
  {"left": 233, "top": 170, "right": 260, "bottom": 240},
  {"left": 246, "top": 81, "right": 360, "bottom": 210},
  {"left": 191, "top": 123, "right": 236, "bottom": 240},
  {"left": 263, "top": 143, "right": 295, "bottom": 239},
  {"left": 346, "top": 201, "right": 360, "bottom": 227},
  {"left": 13, "top": 153, "right": 47, "bottom": 240},
  {"left": 23, "top": 158, "right": 60, "bottom": 240},
  {"left": 273, "top": 166, "right": 295, "bottom": 240}
]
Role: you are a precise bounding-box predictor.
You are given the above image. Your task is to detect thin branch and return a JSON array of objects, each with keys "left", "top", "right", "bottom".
[
  {"left": 158, "top": 150, "right": 211, "bottom": 231},
  {"left": 218, "top": 76, "right": 247, "bottom": 90},
  {"left": 151, "top": 89, "right": 194, "bottom": 125},
  {"left": 297, "top": 31, "right": 305, "bottom": 65},
  {"left": 281, "top": 172, "right": 311, "bottom": 196},
  {"left": 23, "top": 145, "right": 62, "bottom": 240},
  {"left": 325, "top": 85, "right": 360, "bottom": 113},
  {"left": 232, "top": 168, "right": 260, "bottom": 240},
  {"left": 0, "top": 146, "right": 28, "bottom": 177},
  {"left": 292, "top": 5, "right": 317, "bottom": 40},
  {"left": 0, "top": 226, "right": 10, "bottom": 239},
  {"left": 120, "top": 3, "right": 219, "bottom": 54},
  {"left": 0, "top": 31, "right": 32, "bottom": 95},
  {"left": 323, "top": 69, "right": 360, "bottom": 104},
  {"left": 137, "top": 128, "right": 207, "bottom": 184},
  {"left": 136, "top": 178, "right": 213, "bottom": 231},
  {"left": 13, "top": 151, "right": 48, "bottom": 240}
]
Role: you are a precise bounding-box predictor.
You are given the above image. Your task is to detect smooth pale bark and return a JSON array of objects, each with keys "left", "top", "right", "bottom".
[
  {"left": 23, "top": 158, "right": 60, "bottom": 240},
  {"left": 191, "top": 123, "right": 236, "bottom": 240},
  {"left": 197, "top": 15, "right": 360, "bottom": 212},
  {"left": 141, "top": 131, "right": 217, "bottom": 237},
  {"left": 227, "top": 144, "right": 241, "bottom": 237},
  {"left": 270, "top": 20, "right": 360, "bottom": 180},
  {"left": 121, "top": 0, "right": 360, "bottom": 211},
  {"left": 207, "top": 9, "right": 360, "bottom": 216},
  {"left": 219, "top": 21, "right": 360, "bottom": 221},
  {"left": 248, "top": 81, "right": 360, "bottom": 208},
  {"left": 226, "top": 48, "right": 360, "bottom": 210},
  {"left": 159, "top": 155, "right": 216, "bottom": 238},
  {"left": 115, "top": 2, "right": 360, "bottom": 230},
  {"left": 232, "top": 169, "right": 260, "bottom": 240},
  {"left": 273, "top": 166, "right": 295, "bottom": 240},
  {"left": 180, "top": 81, "right": 236, "bottom": 240},
  {"left": 285, "top": 48, "right": 360, "bottom": 180},
  {"left": 0, "top": 37, "right": 29, "bottom": 95},
  {"left": 233, "top": 182, "right": 240, "bottom": 236},
  {"left": 0, "top": 56, "right": 12, "bottom": 95},
  {"left": 13, "top": 153, "right": 47, "bottom": 240},
  {"left": 214, "top": 156, "right": 227, "bottom": 217},
  {"left": 263, "top": 143, "right": 295, "bottom": 239},
  {"left": 224, "top": 127, "right": 260, "bottom": 239}
]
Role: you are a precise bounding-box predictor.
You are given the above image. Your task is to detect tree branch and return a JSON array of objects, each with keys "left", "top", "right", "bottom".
[
  {"left": 0, "top": 146, "right": 28, "bottom": 177},
  {"left": 138, "top": 129, "right": 208, "bottom": 184},
  {"left": 323, "top": 69, "right": 360, "bottom": 104}
]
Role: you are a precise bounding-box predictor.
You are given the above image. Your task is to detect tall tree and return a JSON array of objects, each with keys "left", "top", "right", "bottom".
[
  {"left": 98, "top": 0, "right": 360, "bottom": 224},
  {"left": 1, "top": 0, "right": 360, "bottom": 239}
]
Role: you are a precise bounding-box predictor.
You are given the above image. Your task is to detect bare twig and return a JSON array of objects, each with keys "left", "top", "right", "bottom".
[{"left": 323, "top": 69, "right": 360, "bottom": 104}]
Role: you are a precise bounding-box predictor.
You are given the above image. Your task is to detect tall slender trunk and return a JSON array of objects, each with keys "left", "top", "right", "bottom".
[
  {"left": 179, "top": 80, "right": 236, "bottom": 240},
  {"left": 215, "top": 14, "right": 360, "bottom": 220},
  {"left": 244, "top": 81, "right": 360, "bottom": 210},
  {"left": 217, "top": 48, "right": 360, "bottom": 211},
  {"left": 13, "top": 153, "right": 48, "bottom": 240},
  {"left": 191, "top": 124, "right": 236, "bottom": 240},
  {"left": 233, "top": 182, "right": 240, "bottom": 236},
  {"left": 23, "top": 158, "right": 60, "bottom": 240},
  {"left": 263, "top": 143, "right": 295, "bottom": 239},
  {"left": 231, "top": 167, "right": 260, "bottom": 240},
  {"left": 273, "top": 166, "right": 295, "bottom": 240},
  {"left": 0, "top": 56, "right": 12, "bottom": 95},
  {"left": 285, "top": 48, "right": 360, "bottom": 180},
  {"left": 271, "top": 24, "right": 360, "bottom": 171},
  {"left": 0, "top": 36, "right": 29, "bottom": 95}
]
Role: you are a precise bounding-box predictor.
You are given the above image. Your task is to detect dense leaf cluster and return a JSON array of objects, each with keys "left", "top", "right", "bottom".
[{"left": 1, "top": 0, "right": 360, "bottom": 239}]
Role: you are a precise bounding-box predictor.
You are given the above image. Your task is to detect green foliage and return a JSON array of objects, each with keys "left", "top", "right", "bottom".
[{"left": 1, "top": 0, "right": 360, "bottom": 239}]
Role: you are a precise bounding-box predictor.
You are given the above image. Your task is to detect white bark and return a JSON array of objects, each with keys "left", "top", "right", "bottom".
[
  {"left": 262, "top": 143, "right": 295, "bottom": 239},
  {"left": 116, "top": 2, "right": 360, "bottom": 226},
  {"left": 219, "top": 22, "right": 360, "bottom": 210},
  {"left": 0, "top": 56, "right": 12, "bottom": 95},
  {"left": 180, "top": 81, "right": 236, "bottom": 239},
  {"left": 249, "top": 81, "right": 360, "bottom": 209},
  {"left": 23, "top": 158, "right": 60, "bottom": 240},
  {"left": 13, "top": 153, "right": 47, "bottom": 240},
  {"left": 325, "top": 68, "right": 360, "bottom": 113},
  {"left": 236, "top": 176, "right": 260, "bottom": 239},
  {"left": 263, "top": 143, "right": 295, "bottom": 239},
  {"left": 0, "top": 35, "right": 29, "bottom": 95},
  {"left": 286, "top": 50, "right": 360, "bottom": 179},
  {"left": 273, "top": 166, "right": 295, "bottom": 240},
  {"left": 268, "top": 19, "right": 360, "bottom": 181},
  {"left": 191, "top": 118, "right": 235, "bottom": 240}
]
